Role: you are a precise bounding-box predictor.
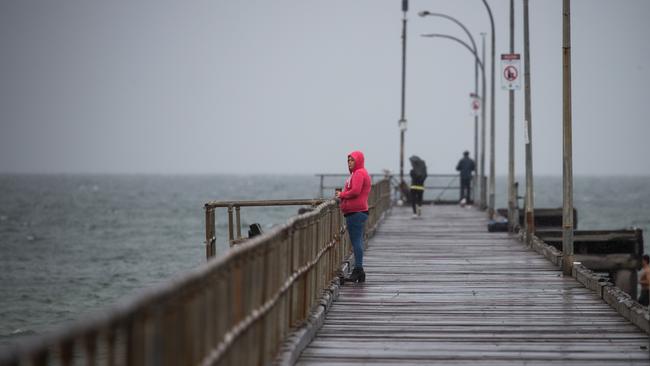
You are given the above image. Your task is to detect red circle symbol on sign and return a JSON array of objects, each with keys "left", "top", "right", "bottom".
[
  {"left": 472, "top": 100, "right": 480, "bottom": 110},
  {"left": 504, "top": 65, "right": 518, "bottom": 81}
]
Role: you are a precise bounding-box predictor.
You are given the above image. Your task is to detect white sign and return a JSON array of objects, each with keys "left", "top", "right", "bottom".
[
  {"left": 469, "top": 93, "right": 480, "bottom": 117},
  {"left": 398, "top": 118, "right": 407, "bottom": 132},
  {"left": 501, "top": 53, "right": 521, "bottom": 90},
  {"left": 524, "top": 119, "right": 530, "bottom": 144}
]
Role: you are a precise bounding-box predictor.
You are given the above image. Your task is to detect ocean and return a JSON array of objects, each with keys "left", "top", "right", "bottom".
[{"left": 0, "top": 174, "right": 649, "bottom": 351}]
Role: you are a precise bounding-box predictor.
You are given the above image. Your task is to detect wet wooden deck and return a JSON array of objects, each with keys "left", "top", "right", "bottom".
[{"left": 295, "top": 205, "right": 650, "bottom": 365}]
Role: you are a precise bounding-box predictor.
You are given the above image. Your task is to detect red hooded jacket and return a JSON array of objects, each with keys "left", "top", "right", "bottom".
[{"left": 339, "top": 150, "right": 372, "bottom": 215}]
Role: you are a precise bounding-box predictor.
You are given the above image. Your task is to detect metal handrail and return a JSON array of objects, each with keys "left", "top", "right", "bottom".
[
  {"left": 205, "top": 199, "right": 326, "bottom": 208},
  {"left": 315, "top": 173, "right": 392, "bottom": 199},
  {"left": 315, "top": 173, "right": 460, "bottom": 199},
  {"left": 204, "top": 199, "right": 327, "bottom": 254},
  {"left": 434, "top": 175, "right": 460, "bottom": 201},
  {"left": 0, "top": 178, "right": 392, "bottom": 366}
]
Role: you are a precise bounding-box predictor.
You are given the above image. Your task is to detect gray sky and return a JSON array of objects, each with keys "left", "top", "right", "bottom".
[{"left": 1, "top": 0, "right": 649, "bottom": 176}]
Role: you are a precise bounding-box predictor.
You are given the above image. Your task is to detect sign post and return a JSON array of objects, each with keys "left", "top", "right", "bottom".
[
  {"left": 501, "top": 53, "right": 521, "bottom": 90},
  {"left": 469, "top": 93, "right": 480, "bottom": 117}
]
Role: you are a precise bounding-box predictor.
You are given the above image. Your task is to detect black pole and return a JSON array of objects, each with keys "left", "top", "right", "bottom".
[
  {"left": 481, "top": 0, "right": 496, "bottom": 218},
  {"left": 562, "top": 0, "right": 574, "bottom": 274},
  {"left": 399, "top": 0, "right": 408, "bottom": 196},
  {"left": 523, "top": 0, "right": 535, "bottom": 244},
  {"left": 507, "top": 0, "right": 515, "bottom": 230}
]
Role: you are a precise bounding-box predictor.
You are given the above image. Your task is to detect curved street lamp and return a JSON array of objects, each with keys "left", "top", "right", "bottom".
[
  {"left": 419, "top": 11, "right": 485, "bottom": 208},
  {"left": 421, "top": 34, "right": 484, "bottom": 71},
  {"left": 419, "top": 11, "right": 477, "bottom": 54},
  {"left": 421, "top": 34, "right": 485, "bottom": 79}
]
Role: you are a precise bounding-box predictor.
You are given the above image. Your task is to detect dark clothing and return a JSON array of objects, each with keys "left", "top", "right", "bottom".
[
  {"left": 456, "top": 156, "right": 475, "bottom": 201},
  {"left": 409, "top": 155, "right": 427, "bottom": 213},
  {"left": 410, "top": 170, "right": 426, "bottom": 187},
  {"left": 410, "top": 188, "right": 423, "bottom": 214},
  {"left": 460, "top": 177, "right": 472, "bottom": 201},
  {"left": 639, "top": 289, "right": 649, "bottom": 306},
  {"left": 409, "top": 156, "right": 427, "bottom": 186},
  {"left": 456, "top": 156, "right": 475, "bottom": 179}
]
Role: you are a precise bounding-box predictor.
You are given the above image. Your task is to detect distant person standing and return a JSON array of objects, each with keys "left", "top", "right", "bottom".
[
  {"left": 409, "top": 155, "right": 427, "bottom": 218},
  {"left": 456, "top": 150, "right": 475, "bottom": 204},
  {"left": 639, "top": 255, "right": 650, "bottom": 306},
  {"left": 336, "top": 151, "right": 371, "bottom": 283}
]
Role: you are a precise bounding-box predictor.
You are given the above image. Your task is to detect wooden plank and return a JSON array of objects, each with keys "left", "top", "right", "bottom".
[{"left": 295, "top": 205, "right": 650, "bottom": 365}]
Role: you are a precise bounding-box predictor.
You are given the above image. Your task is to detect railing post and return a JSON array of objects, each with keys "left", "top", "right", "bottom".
[
  {"left": 227, "top": 205, "right": 235, "bottom": 245},
  {"left": 289, "top": 225, "right": 299, "bottom": 326},
  {"left": 235, "top": 205, "right": 242, "bottom": 239},
  {"left": 512, "top": 181, "right": 520, "bottom": 232},
  {"left": 300, "top": 222, "right": 309, "bottom": 321},
  {"left": 106, "top": 327, "right": 116, "bottom": 366},
  {"left": 279, "top": 231, "right": 290, "bottom": 360},
  {"left": 31, "top": 350, "right": 48, "bottom": 366},
  {"left": 307, "top": 217, "right": 315, "bottom": 313},
  {"left": 60, "top": 340, "right": 73, "bottom": 366},
  {"left": 327, "top": 208, "right": 332, "bottom": 283},
  {"left": 84, "top": 332, "right": 98, "bottom": 366},
  {"left": 205, "top": 206, "right": 216, "bottom": 260}
]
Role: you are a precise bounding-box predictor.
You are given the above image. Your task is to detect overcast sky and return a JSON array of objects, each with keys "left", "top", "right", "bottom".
[{"left": 1, "top": 0, "right": 648, "bottom": 176}]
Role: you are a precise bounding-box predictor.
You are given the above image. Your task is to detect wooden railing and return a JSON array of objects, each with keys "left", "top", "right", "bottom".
[
  {"left": 0, "top": 178, "right": 391, "bottom": 366},
  {"left": 203, "top": 199, "right": 326, "bottom": 256}
]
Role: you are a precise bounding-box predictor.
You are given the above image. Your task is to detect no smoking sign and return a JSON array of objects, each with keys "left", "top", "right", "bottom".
[
  {"left": 469, "top": 93, "right": 480, "bottom": 117},
  {"left": 501, "top": 53, "right": 521, "bottom": 90}
]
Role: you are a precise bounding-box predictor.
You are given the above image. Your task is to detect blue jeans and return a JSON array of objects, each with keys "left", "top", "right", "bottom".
[{"left": 345, "top": 212, "right": 368, "bottom": 269}]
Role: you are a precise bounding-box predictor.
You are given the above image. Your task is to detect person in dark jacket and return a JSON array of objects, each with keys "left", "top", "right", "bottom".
[
  {"left": 409, "top": 156, "right": 427, "bottom": 217},
  {"left": 456, "top": 151, "right": 475, "bottom": 203}
]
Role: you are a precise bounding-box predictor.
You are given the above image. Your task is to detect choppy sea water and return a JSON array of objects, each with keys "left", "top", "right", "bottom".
[
  {"left": 0, "top": 174, "right": 321, "bottom": 350},
  {"left": 0, "top": 174, "right": 649, "bottom": 350}
]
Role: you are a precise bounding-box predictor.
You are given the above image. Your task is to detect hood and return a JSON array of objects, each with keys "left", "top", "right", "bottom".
[{"left": 348, "top": 150, "right": 365, "bottom": 172}]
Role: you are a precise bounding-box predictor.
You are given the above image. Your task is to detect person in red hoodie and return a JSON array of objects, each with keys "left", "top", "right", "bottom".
[{"left": 336, "top": 150, "right": 372, "bottom": 283}]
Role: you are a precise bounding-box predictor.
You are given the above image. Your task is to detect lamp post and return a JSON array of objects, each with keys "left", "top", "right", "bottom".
[
  {"left": 507, "top": 0, "right": 516, "bottom": 231},
  {"left": 481, "top": 0, "right": 496, "bottom": 218},
  {"left": 562, "top": 0, "right": 574, "bottom": 275},
  {"left": 480, "top": 32, "right": 486, "bottom": 210},
  {"left": 421, "top": 34, "right": 484, "bottom": 73},
  {"left": 419, "top": 11, "right": 484, "bottom": 207},
  {"left": 523, "top": 0, "right": 535, "bottom": 245},
  {"left": 399, "top": 0, "right": 408, "bottom": 192}
]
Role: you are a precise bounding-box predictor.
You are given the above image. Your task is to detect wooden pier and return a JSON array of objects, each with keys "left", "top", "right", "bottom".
[
  {"left": 295, "top": 205, "right": 649, "bottom": 365},
  {"left": 1, "top": 180, "right": 647, "bottom": 366}
]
